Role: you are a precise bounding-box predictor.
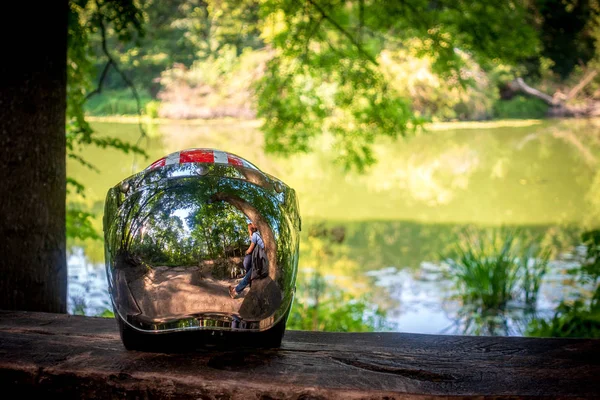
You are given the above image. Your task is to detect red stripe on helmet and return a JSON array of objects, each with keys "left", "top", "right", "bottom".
[
  {"left": 227, "top": 154, "right": 244, "bottom": 166},
  {"left": 147, "top": 157, "right": 166, "bottom": 170},
  {"left": 180, "top": 149, "right": 215, "bottom": 164},
  {"left": 147, "top": 149, "right": 258, "bottom": 171}
]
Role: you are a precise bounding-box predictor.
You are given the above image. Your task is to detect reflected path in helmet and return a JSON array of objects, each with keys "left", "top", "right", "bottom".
[{"left": 104, "top": 156, "right": 300, "bottom": 333}]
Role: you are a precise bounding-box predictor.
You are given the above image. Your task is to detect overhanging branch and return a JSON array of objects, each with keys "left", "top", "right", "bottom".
[
  {"left": 95, "top": 2, "right": 147, "bottom": 141},
  {"left": 84, "top": 59, "right": 113, "bottom": 101},
  {"left": 307, "top": 0, "right": 378, "bottom": 66},
  {"left": 302, "top": 16, "right": 324, "bottom": 61}
]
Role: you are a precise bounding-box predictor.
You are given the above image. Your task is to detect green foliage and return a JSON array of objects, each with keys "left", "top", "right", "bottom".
[
  {"left": 527, "top": 230, "right": 600, "bottom": 338},
  {"left": 527, "top": 299, "right": 600, "bottom": 338},
  {"left": 67, "top": 207, "right": 102, "bottom": 241},
  {"left": 99, "top": 308, "right": 115, "bottom": 318},
  {"left": 81, "top": 0, "right": 544, "bottom": 171},
  {"left": 493, "top": 96, "right": 549, "bottom": 119},
  {"left": 158, "top": 46, "right": 269, "bottom": 119},
  {"left": 286, "top": 221, "right": 391, "bottom": 332},
  {"left": 66, "top": 176, "right": 102, "bottom": 242},
  {"left": 67, "top": 0, "right": 145, "bottom": 139},
  {"left": 67, "top": 0, "right": 148, "bottom": 240},
  {"left": 256, "top": 56, "right": 418, "bottom": 172},
  {"left": 255, "top": 0, "right": 538, "bottom": 170},
  {"left": 73, "top": 0, "right": 600, "bottom": 171},
  {"left": 130, "top": 197, "right": 249, "bottom": 267},
  {"left": 87, "top": 0, "right": 264, "bottom": 92},
  {"left": 145, "top": 100, "right": 160, "bottom": 119},
  {"left": 71, "top": 297, "right": 114, "bottom": 318},
  {"left": 581, "top": 230, "right": 600, "bottom": 279},
  {"left": 84, "top": 89, "right": 152, "bottom": 116},
  {"left": 445, "top": 228, "right": 549, "bottom": 335},
  {"left": 380, "top": 47, "right": 499, "bottom": 121},
  {"left": 70, "top": 296, "right": 87, "bottom": 316},
  {"left": 288, "top": 271, "right": 390, "bottom": 332}
]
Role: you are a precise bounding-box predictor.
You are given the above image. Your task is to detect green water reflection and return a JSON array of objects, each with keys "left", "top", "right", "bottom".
[{"left": 67, "top": 118, "right": 600, "bottom": 334}]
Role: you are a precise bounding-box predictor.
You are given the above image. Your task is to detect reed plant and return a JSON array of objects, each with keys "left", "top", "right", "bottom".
[{"left": 445, "top": 228, "right": 550, "bottom": 335}]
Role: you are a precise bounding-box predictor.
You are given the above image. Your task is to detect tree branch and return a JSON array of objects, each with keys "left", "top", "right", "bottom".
[
  {"left": 514, "top": 78, "right": 559, "bottom": 106},
  {"left": 317, "top": 29, "right": 346, "bottom": 59},
  {"left": 84, "top": 59, "right": 113, "bottom": 101},
  {"left": 95, "top": 2, "right": 147, "bottom": 141},
  {"left": 567, "top": 70, "right": 598, "bottom": 100},
  {"left": 358, "top": 0, "right": 364, "bottom": 45},
  {"left": 302, "top": 16, "right": 324, "bottom": 61},
  {"left": 306, "top": 0, "right": 378, "bottom": 66}
]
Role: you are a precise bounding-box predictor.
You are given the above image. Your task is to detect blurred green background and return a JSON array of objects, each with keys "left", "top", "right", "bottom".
[
  {"left": 66, "top": 0, "right": 600, "bottom": 338},
  {"left": 68, "top": 118, "right": 600, "bottom": 337}
]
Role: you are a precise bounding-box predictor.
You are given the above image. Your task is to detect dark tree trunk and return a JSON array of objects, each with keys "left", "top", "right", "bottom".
[{"left": 0, "top": 2, "right": 68, "bottom": 312}]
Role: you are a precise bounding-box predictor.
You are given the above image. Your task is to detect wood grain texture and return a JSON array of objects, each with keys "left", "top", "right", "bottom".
[{"left": 0, "top": 311, "right": 599, "bottom": 399}]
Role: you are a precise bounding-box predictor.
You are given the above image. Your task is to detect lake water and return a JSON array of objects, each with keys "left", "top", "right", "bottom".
[{"left": 67, "top": 118, "right": 600, "bottom": 335}]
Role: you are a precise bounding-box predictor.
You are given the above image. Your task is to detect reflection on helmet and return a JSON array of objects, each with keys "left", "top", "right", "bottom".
[{"left": 103, "top": 149, "right": 301, "bottom": 334}]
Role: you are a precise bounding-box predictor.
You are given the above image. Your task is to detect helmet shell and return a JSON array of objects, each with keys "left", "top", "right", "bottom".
[{"left": 103, "top": 149, "right": 300, "bottom": 333}]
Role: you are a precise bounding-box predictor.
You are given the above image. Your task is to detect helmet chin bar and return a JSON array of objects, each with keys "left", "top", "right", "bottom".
[{"left": 104, "top": 151, "right": 300, "bottom": 338}]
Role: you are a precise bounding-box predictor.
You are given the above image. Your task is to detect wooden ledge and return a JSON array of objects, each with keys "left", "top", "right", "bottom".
[{"left": 0, "top": 311, "right": 599, "bottom": 399}]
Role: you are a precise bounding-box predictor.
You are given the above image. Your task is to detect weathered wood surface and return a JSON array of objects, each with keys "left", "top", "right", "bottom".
[{"left": 0, "top": 311, "right": 599, "bottom": 399}]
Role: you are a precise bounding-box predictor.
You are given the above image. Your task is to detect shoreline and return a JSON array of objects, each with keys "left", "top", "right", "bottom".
[
  {"left": 86, "top": 114, "right": 551, "bottom": 130},
  {"left": 86, "top": 115, "right": 263, "bottom": 127},
  {"left": 86, "top": 114, "right": 600, "bottom": 131}
]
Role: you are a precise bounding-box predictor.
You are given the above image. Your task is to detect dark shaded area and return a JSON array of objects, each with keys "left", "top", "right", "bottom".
[
  {"left": 535, "top": 0, "right": 596, "bottom": 79},
  {"left": 239, "top": 277, "right": 282, "bottom": 320},
  {"left": 0, "top": 1, "right": 67, "bottom": 312}
]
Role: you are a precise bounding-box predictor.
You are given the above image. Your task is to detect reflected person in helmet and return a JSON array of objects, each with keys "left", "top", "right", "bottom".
[{"left": 229, "top": 223, "right": 265, "bottom": 299}]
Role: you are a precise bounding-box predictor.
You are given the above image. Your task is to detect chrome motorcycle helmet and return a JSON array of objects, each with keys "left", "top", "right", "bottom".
[{"left": 103, "top": 149, "right": 301, "bottom": 350}]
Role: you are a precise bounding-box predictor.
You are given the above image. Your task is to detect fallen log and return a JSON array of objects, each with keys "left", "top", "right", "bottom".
[{"left": 512, "top": 73, "right": 600, "bottom": 117}]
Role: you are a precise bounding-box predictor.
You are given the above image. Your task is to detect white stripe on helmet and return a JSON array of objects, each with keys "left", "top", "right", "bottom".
[
  {"left": 213, "top": 150, "right": 228, "bottom": 164},
  {"left": 165, "top": 152, "right": 181, "bottom": 165}
]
